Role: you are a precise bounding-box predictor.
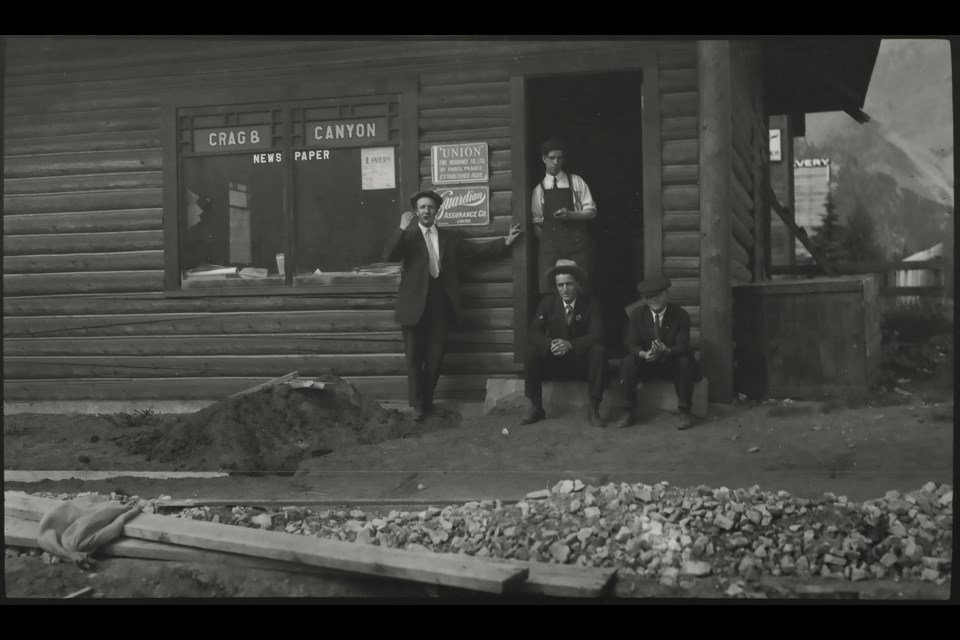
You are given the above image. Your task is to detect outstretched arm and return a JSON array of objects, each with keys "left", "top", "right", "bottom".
[{"left": 458, "top": 224, "right": 521, "bottom": 260}]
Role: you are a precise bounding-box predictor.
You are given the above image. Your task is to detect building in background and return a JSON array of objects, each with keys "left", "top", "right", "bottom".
[
  {"left": 793, "top": 157, "right": 833, "bottom": 258},
  {"left": 3, "top": 37, "right": 880, "bottom": 405}
]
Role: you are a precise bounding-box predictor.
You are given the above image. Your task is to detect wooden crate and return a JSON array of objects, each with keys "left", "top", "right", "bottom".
[{"left": 733, "top": 276, "right": 881, "bottom": 398}]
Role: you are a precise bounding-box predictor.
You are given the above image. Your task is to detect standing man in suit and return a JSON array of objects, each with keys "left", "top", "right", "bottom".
[
  {"left": 530, "top": 138, "right": 598, "bottom": 294},
  {"left": 384, "top": 190, "right": 522, "bottom": 421},
  {"left": 616, "top": 275, "right": 702, "bottom": 430},
  {"left": 521, "top": 259, "right": 607, "bottom": 427}
]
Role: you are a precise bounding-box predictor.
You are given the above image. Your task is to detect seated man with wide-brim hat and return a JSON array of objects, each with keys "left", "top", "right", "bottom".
[
  {"left": 616, "top": 274, "right": 702, "bottom": 430},
  {"left": 520, "top": 259, "right": 607, "bottom": 427}
]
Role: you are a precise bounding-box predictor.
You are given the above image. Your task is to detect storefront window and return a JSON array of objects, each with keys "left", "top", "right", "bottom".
[{"left": 171, "top": 93, "right": 404, "bottom": 291}]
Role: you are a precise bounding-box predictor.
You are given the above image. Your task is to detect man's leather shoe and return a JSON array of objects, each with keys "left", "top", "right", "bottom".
[
  {"left": 413, "top": 407, "right": 429, "bottom": 422},
  {"left": 520, "top": 406, "right": 546, "bottom": 425},
  {"left": 677, "top": 411, "right": 695, "bottom": 430},
  {"left": 588, "top": 405, "right": 605, "bottom": 428},
  {"left": 615, "top": 412, "right": 637, "bottom": 429}
]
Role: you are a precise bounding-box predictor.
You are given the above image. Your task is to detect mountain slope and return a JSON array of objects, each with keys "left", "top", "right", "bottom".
[{"left": 803, "top": 38, "right": 954, "bottom": 207}]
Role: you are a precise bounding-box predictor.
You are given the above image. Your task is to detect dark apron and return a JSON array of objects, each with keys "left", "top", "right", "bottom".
[{"left": 538, "top": 179, "right": 595, "bottom": 293}]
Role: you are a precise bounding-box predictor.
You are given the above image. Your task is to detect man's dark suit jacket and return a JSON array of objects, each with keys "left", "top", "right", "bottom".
[
  {"left": 383, "top": 225, "right": 508, "bottom": 326},
  {"left": 624, "top": 302, "right": 695, "bottom": 359},
  {"left": 529, "top": 293, "right": 604, "bottom": 352}
]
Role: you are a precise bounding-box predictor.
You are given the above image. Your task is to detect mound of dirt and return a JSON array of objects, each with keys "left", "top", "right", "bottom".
[{"left": 112, "top": 376, "right": 459, "bottom": 473}]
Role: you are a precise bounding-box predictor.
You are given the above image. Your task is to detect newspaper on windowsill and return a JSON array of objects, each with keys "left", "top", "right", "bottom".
[
  {"left": 185, "top": 264, "right": 238, "bottom": 278},
  {"left": 352, "top": 262, "right": 402, "bottom": 276},
  {"left": 238, "top": 267, "right": 269, "bottom": 279}
]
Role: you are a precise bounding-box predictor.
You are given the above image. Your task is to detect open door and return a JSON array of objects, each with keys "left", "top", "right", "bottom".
[{"left": 524, "top": 70, "right": 646, "bottom": 353}]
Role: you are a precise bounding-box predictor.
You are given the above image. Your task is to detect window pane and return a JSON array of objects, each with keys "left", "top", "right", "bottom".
[
  {"left": 292, "top": 147, "right": 400, "bottom": 275},
  {"left": 180, "top": 154, "right": 285, "bottom": 283}
]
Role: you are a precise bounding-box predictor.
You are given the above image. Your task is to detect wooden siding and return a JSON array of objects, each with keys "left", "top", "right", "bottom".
[
  {"left": 658, "top": 44, "right": 702, "bottom": 344},
  {"left": 729, "top": 41, "right": 769, "bottom": 285},
  {"left": 5, "top": 37, "right": 698, "bottom": 403}
]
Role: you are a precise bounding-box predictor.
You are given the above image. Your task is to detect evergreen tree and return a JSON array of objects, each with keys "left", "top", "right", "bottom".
[{"left": 810, "top": 191, "right": 849, "bottom": 263}]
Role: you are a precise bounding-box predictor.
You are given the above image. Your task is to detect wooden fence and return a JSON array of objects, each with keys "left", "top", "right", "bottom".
[{"left": 771, "top": 258, "right": 946, "bottom": 300}]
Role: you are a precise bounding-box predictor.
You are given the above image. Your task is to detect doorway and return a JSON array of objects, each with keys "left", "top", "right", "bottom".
[{"left": 525, "top": 70, "right": 645, "bottom": 353}]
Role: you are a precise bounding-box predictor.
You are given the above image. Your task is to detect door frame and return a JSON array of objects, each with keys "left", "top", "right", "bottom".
[{"left": 508, "top": 49, "right": 663, "bottom": 362}]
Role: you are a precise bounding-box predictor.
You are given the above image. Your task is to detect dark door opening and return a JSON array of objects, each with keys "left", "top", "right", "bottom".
[{"left": 525, "top": 70, "right": 645, "bottom": 354}]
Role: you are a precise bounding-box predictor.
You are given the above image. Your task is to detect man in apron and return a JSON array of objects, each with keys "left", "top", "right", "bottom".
[{"left": 530, "top": 138, "right": 598, "bottom": 294}]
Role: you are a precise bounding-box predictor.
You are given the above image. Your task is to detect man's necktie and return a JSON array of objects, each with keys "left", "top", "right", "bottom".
[
  {"left": 565, "top": 304, "right": 574, "bottom": 326},
  {"left": 654, "top": 313, "right": 663, "bottom": 341},
  {"left": 426, "top": 228, "right": 440, "bottom": 278},
  {"left": 552, "top": 176, "right": 558, "bottom": 189}
]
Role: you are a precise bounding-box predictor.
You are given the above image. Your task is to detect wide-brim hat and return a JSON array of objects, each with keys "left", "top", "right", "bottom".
[
  {"left": 636, "top": 274, "right": 672, "bottom": 295},
  {"left": 545, "top": 259, "right": 586, "bottom": 285},
  {"left": 410, "top": 190, "right": 443, "bottom": 209}
]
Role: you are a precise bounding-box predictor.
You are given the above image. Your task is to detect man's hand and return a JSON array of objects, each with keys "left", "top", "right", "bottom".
[
  {"left": 505, "top": 224, "right": 523, "bottom": 246},
  {"left": 399, "top": 211, "right": 416, "bottom": 230},
  {"left": 553, "top": 207, "right": 570, "bottom": 220},
  {"left": 640, "top": 350, "right": 658, "bottom": 363},
  {"left": 650, "top": 340, "right": 669, "bottom": 360},
  {"left": 550, "top": 339, "right": 572, "bottom": 356}
]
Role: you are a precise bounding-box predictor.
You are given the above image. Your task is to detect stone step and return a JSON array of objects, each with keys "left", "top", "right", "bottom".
[{"left": 485, "top": 377, "right": 708, "bottom": 418}]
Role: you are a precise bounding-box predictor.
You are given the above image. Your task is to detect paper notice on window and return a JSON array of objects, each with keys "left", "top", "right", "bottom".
[{"left": 361, "top": 147, "right": 395, "bottom": 190}]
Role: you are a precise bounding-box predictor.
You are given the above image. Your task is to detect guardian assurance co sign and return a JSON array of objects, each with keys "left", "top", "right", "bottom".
[{"left": 435, "top": 186, "right": 490, "bottom": 227}]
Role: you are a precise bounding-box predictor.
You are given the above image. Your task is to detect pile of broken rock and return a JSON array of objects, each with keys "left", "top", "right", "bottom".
[
  {"left": 19, "top": 481, "right": 952, "bottom": 588},
  {"left": 168, "top": 480, "right": 952, "bottom": 586}
]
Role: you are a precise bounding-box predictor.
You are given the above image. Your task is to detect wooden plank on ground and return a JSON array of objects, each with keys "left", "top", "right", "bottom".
[
  {"left": 497, "top": 559, "right": 617, "bottom": 597},
  {"left": 4, "top": 470, "right": 227, "bottom": 483},
  {"left": 5, "top": 509, "right": 614, "bottom": 597},
  {"left": 228, "top": 371, "right": 299, "bottom": 398},
  {"left": 5, "top": 492, "right": 528, "bottom": 594},
  {"left": 4, "top": 516, "right": 349, "bottom": 578}
]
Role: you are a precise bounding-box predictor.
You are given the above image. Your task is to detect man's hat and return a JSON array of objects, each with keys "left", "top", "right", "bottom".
[
  {"left": 545, "top": 258, "right": 586, "bottom": 285},
  {"left": 636, "top": 274, "right": 672, "bottom": 295},
  {"left": 410, "top": 190, "right": 443, "bottom": 209},
  {"left": 539, "top": 138, "right": 565, "bottom": 156}
]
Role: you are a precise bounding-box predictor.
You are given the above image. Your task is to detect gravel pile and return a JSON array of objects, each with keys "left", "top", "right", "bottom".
[{"left": 20, "top": 481, "right": 952, "bottom": 586}]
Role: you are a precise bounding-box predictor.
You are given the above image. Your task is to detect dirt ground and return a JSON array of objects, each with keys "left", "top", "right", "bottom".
[
  {"left": 5, "top": 376, "right": 952, "bottom": 502},
  {"left": 3, "top": 366, "right": 954, "bottom": 600}
]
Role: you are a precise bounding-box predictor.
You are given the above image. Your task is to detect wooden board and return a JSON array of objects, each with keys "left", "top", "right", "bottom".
[
  {"left": 2, "top": 374, "right": 501, "bottom": 402},
  {"left": 3, "top": 330, "right": 514, "bottom": 357},
  {"left": 4, "top": 515, "right": 349, "bottom": 578},
  {"left": 3, "top": 130, "right": 162, "bottom": 156},
  {"left": 3, "top": 271, "right": 163, "bottom": 296},
  {"left": 4, "top": 230, "right": 164, "bottom": 256},
  {"left": 662, "top": 186, "right": 699, "bottom": 211},
  {"left": 661, "top": 140, "right": 698, "bottom": 166},
  {"left": 660, "top": 92, "right": 698, "bottom": 117},
  {"left": 5, "top": 492, "right": 527, "bottom": 594},
  {"left": 3, "top": 308, "right": 514, "bottom": 338},
  {"left": 3, "top": 188, "right": 162, "bottom": 215},
  {"left": 3, "top": 352, "right": 519, "bottom": 379},
  {"left": 662, "top": 165, "right": 699, "bottom": 186},
  {"left": 4, "top": 209, "right": 162, "bottom": 235},
  {"left": 4, "top": 149, "right": 162, "bottom": 179},
  {"left": 5, "top": 514, "right": 615, "bottom": 597},
  {"left": 5, "top": 470, "right": 227, "bottom": 482},
  {"left": 229, "top": 370, "right": 299, "bottom": 398},
  {"left": 3, "top": 281, "right": 508, "bottom": 316},
  {"left": 4, "top": 251, "right": 164, "bottom": 274},
  {"left": 697, "top": 40, "right": 734, "bottom": 403}
]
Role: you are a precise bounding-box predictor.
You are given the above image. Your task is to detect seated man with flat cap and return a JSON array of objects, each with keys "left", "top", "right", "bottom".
[
  {"left": 616, "top": 274, "right": 702, "bottom": 430},
  {"left": 521, "top": 259, "right": 607, "bottom": 427},
  {"left": 384, "top": 190, "right": 522, "bottom": 421}
]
